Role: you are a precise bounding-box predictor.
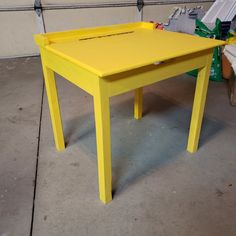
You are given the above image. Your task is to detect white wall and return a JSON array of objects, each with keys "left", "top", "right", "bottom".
[
  {"left": 0, "top": 0, "right": 34, "bottom": 7},
  {"left": 43, "top": 7, "right": 139, "bottom": 32},
  {"left": 0, "top": 1, "right": 214, "bottom": 58}
]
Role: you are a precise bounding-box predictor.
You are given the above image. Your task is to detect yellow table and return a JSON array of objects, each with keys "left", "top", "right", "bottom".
[{"left": 35, "top": 22, "right": 225, "bottom": 204}]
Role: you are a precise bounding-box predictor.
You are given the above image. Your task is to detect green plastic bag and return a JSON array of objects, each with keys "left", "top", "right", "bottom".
[{"left": 188, "top": 18, "right": 223, "bottom": 82}]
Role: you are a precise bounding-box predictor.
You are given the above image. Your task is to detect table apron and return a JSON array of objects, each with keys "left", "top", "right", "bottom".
[
  {"left": 42, "top": 48, "right": 213, "bottom": 98},
  {"left": 42, "top": 48, "right": 98, "bottom": 96},
  {"left": 103, "top": 49, "right": 213, "bottom": 97}
]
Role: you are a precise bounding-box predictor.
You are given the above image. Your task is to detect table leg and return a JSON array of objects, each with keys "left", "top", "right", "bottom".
[
  {"left": 42, "top": 65, "right": 65, "bottom": 151},
  {"left": 187, "top": 53, "right": 213, "bottom": 153},
  {"left": 94, "top": 90, "right": 112, "bottom": 204},
  {"left": 134, "top": 88, "right": 143, "bottom": 120}
]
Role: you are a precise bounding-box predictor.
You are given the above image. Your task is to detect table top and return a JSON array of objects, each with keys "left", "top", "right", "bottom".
[{"left": 35, "top": 22, "right": 225, "bottom": 77}]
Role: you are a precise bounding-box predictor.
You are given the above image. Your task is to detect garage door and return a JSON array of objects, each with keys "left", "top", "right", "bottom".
[{"left": 0, "top": 0, "right": 214, "bottom": 58}]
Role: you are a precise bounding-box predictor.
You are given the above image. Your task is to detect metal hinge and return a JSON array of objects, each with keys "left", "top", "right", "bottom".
[
  {"left": 137, "top": 0, "right": 144, "bottom": 12},
  {"left": 34, "top": 0, "right": 45, "bottom": 33},
  {"left": 34, "top": 0, "right": 42, "bottom": 16}
]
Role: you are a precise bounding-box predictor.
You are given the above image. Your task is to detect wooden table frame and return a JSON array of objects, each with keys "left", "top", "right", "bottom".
[{"left": 36, "top": 34, "right": 213, "bottom": 204}]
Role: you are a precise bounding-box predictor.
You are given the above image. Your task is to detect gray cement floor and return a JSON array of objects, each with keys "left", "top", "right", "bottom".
[{"left": 0, "top": 57, "right": 235, "bottom": 236}]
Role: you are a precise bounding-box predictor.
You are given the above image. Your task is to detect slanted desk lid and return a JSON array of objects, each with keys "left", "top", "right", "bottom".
[{"left": 38, "top": 22, "right": 225, "bottom": 77}]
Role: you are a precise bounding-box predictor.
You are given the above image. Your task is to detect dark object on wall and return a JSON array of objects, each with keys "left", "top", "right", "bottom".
[{"left": 137, "top": 0, "right": 144, "bottom": 12}]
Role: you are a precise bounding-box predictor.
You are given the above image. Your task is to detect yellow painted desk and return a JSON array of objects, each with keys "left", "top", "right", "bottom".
[{"left": 35, "top": 22, "right": 225, "bottom": 204}]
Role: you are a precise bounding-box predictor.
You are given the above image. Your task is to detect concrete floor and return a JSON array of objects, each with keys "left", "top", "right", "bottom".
[{"left": 0, "top": 57, "right": 235, "bottom": 236}]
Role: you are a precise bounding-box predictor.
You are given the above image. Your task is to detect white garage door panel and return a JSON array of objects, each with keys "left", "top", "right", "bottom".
[
  {"left": 0, "top": 11, "right": 39, "bottom": 58},
  {"left": 42, "top": 0, "right": 135, "bottom": 5},
  {"left": 143, "top": 2, "right": 213, "bottom": 23},
  {"left": 44, "top": 7, "right": 138, "bottom": 32},
  {"left": 0, "top": 0, "right": 34, "bottom": 7},
  {"left": 0, "top": 1, "right": 215, "bottom": 58}
]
